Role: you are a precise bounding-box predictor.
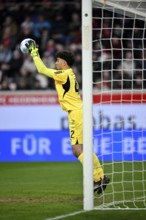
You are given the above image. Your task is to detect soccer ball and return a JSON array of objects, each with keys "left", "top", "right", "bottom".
[{"left": 20, "top": 38, "right": 33, "bottom": 54}]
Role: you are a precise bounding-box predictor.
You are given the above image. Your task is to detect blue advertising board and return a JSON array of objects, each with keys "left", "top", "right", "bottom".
[{"left": 0, "top": 130, "right": 146, "bottom": 162}]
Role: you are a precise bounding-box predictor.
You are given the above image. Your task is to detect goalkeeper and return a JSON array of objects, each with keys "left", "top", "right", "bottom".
[{"left": 26, "top": 39, "right": 110, "bottom": 194}]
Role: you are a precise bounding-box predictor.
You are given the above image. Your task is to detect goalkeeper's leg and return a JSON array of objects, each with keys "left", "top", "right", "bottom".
[
  {"left": 73, "top": 144, "right": 110, "bottom": 194},
  {"left": 78, "top": 151, "right": 104, "bottom": 182},
  {"left": 68, "top": 109, "right": 110, "bottom": 193}
]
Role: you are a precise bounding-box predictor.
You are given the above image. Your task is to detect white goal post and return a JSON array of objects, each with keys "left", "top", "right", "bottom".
[
  {"left": 82, "top": 0, "right": 94, "bottom": 211},
  {"left": 82, "top": 0, "right": 146, "bottom": 211}
]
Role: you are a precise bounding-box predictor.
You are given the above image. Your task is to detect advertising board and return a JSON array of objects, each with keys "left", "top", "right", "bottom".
[{"left": 0, "top": 92, "right": 145, "bottom": 162}]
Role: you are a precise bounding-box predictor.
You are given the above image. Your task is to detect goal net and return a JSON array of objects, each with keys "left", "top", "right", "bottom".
[{"left": 91, "top": 0, "right": 146, "bottom": 209}]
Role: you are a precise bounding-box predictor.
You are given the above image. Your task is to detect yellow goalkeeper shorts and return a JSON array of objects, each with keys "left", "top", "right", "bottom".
[{"left": 68, "top": 108, "right": 83, "bottom": 145}]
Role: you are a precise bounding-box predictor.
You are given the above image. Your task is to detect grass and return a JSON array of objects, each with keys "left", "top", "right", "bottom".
[{"left": 0, "top": 162, "right": 146, "bottom": 220}]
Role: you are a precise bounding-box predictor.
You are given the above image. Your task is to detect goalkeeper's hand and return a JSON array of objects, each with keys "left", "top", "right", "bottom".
[{"left": 27, "top": 40, "right": 39, "bottom": 57}]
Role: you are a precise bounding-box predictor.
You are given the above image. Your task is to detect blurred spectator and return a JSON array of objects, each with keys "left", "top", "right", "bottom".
[
  {"left": 118, "top": 51, "right": 136, "bottom": 78},
  {"left": 21, "top": 15, "right": 34, "bottom": 35},
  {"left": 0, "top": 43, "right": 12, "bottom": 81},
  {"left": 33, "top": 78, "right": 43, "bottom": 90},
  {"left": 113, "top": 23, "right": 122, "bottom": 38},
  {"left": 42, "top": 51, "right": 55, "bottom": 69},
  {"left": 133, "top": 70, "right": 143, "bottom": 89},
  {"left": 15, "top": 67, "right": 35, "bottom": 90},
  {"left": 68, "top": 12, "right": 81, "bottom": 43},
  {"left": 1, "top": 50, "right": 23, "bottom": 79},
  {"left": 113, "top": 65, "right": 132, "bottom": 89},
  {"left": 102, "top": 19, "right": 111, "bottom": 39},
  {"left": 21, "top": 56, "right": 36, "bottom": 74},
  {"left": 73, "top": 1, "right": 81, "bottom": 14},
  {"left": 45, "top": 39, "right": 56, "bottom": 55},
  {"left": 111, "top": 36, "right": 122, "bottom": 59},
  {"left": 2, "top": 26, "right": 16, "bottom": 49},
  {"left": 40, "top": 29, "right": 51, "bottom": 52},
  {"left": 2, "top": 16, "right": 18, "bottom": 38},
  {"left": 35, "top": 74, "right": 49, "bottom": 89},
  {"left": 51, "top": 13, "right": 68, "bottom": 44},
  {"left": 0, "top": 43, "right": 12, "bottom": 64},
  {"left": 0, "top": 77, "right": 10, "bottom": 90},
  {"left": 33, "top": 14, "right": 51, "bottom": 41},
  {"left": 93, "top": 70, "right": 111, "bottom": 91}
]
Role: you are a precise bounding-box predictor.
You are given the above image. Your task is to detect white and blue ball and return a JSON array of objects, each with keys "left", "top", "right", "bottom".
[{"left": 20, "top": 38, "right": 33, "bottom": 54}]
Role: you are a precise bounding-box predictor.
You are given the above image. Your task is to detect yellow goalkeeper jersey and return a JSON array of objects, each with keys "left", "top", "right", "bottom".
[
  {"left": 53, "top": 69, "right": 82, "bottom": 111},
  {"left": 33, "top": 57, "right": 82, "bottom": 111}
]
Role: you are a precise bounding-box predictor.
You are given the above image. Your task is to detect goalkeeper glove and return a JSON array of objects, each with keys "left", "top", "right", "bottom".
[{"left": 27, "top": 40, "right": 39, "bottom": 57}]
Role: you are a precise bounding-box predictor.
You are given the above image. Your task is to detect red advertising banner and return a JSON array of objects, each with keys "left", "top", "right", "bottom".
[
  {"left": 0, "top": 92, "right": 146, "bottom": 105},
  {"left": 0, "top": 93, "right": 59, "bottom": 105}
]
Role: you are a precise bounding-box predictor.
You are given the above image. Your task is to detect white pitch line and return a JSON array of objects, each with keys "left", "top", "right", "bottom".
[{"left": 45, "top": 209, "right": 88, "bottom": 220}]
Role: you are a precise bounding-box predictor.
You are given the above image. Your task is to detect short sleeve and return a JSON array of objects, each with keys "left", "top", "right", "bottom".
[{"left": 53, "top": 70, "right": 68, "bottom": 83}]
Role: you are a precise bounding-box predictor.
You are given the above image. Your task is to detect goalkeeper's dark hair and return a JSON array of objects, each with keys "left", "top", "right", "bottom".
[{"left": 56, "top": 51, "right": 75, "bottom": 67}]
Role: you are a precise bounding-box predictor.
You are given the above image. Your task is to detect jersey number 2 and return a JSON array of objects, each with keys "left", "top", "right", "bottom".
[{"left": 71, "top": 130, "right": 75, "bottom": 138}]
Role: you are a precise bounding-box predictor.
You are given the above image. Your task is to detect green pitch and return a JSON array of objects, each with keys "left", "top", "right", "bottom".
[{"left": 0, "top": 162, "right": 146, "bottom": 220}]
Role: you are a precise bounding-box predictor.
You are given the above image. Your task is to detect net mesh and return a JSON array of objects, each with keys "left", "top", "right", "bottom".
[
  {"left": 92, "top": 0, "right": 146, "bottom": 209},
  {"left": 93, "top": 0, "right": 146, "bottom": 19}
]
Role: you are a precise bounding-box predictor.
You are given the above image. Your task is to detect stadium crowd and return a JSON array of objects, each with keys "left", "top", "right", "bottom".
[
  {"left": 92, "top": 8, "right": 146, "bottom": 91},
  {"left": 0, "top": 0, "right": 146, "bottom": 91},
  {"left": 0, "top": 0, "right": 82, "bottom": 90}
]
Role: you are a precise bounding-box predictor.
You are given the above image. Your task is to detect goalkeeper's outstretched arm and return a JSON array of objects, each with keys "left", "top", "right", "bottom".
[
  {"left": 33, "top": 56, "right": 55, "bottom": 78},
  {"left": 27, "top": 40, "right": 55, "bottom": 78}
]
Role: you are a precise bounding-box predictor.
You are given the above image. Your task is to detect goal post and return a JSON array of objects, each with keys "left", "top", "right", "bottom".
[
  {"left": 82, "top": 0, "right": 94, "bottom": 211},
  {"left": 82, "top": 0, "right": 146, "bottom": 210}
]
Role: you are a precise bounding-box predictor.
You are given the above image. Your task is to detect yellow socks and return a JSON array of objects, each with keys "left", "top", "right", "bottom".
[
  {"left": 93, "top": 153, "right": 104, "bottom": 182},
  {"left": 78, "top": 153, "right": 104, "bottom": 182},
  {"left": 78, "top": 152, "right": 84, "bottom": 164}
]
